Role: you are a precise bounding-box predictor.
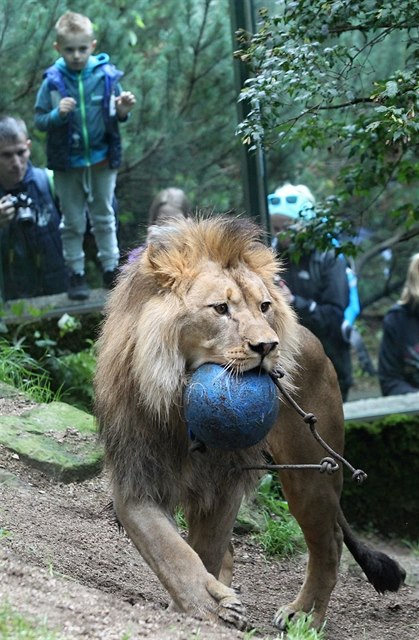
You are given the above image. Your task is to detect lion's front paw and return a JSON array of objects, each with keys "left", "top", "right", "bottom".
[
  {"left": 206, "top": 578, "right": 247, "bottom": 631},
  {"left": 217, "top": 594, "right": 247, "bottom": 631}
]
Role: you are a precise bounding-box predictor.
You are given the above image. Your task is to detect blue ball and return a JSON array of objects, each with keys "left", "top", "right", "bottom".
[{"left": 183, "top": 363, "right": 280, "bottom": 450}]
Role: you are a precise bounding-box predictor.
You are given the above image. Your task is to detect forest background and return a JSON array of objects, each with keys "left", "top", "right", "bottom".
[{"left": 1, "top": 0, "right": 418, "bottom": 310}]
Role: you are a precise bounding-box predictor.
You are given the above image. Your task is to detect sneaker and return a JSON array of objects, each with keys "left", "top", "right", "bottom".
[
  {"left": 103, "top": 268, "right": 119, "bottom": 290},
  {"left": 68, "top": 272, "right": 90, "bottom": 300}
]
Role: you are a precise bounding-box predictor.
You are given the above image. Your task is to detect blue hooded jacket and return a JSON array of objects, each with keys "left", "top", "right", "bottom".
[{"left": 34, "top": 54, "right": 125, "bottom": 170}]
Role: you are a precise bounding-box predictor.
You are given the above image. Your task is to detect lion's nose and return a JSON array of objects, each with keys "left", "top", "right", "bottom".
[{"left": 249, "top": 341, "right": 278, "bottom": 356}]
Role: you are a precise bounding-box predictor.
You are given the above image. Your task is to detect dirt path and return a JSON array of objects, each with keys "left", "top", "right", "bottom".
[{"left": 1, "top": 440, "right": 418, "bottom": 640}]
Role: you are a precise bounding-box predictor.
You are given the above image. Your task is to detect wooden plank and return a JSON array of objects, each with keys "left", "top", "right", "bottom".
[
  {"left": 1, "top": 288, "right": 108, "bottom": 324},
  {"left": 343, "top": 391, "right": 419, "bottom": 422}
]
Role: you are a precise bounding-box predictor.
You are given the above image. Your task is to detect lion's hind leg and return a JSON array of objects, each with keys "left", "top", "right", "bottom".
[
  {"left": 268, "top": 408, "right": 344, "bottom": 630},
  {"left": 273, "top": 472, "right": 343, "bottom": 630},
  {"left": 113, "top": 490, "right": 247, "bottom": 630}
]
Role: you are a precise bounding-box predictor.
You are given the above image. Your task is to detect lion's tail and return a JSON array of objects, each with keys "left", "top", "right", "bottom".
[{"left": 338, "top": 510, "right": 406, "bottom": 593}]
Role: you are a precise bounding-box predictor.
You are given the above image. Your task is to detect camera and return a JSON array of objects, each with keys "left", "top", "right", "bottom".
[{"left": 8, "top": 193, "right": 37, "bottom": 226}]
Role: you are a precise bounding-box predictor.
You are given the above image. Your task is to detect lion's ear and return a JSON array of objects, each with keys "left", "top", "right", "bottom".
[{"left": 144, "top": 228, "right": 195, "bottom": 290}]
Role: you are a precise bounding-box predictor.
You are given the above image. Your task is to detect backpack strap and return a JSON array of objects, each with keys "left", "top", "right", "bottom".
[{"left": 45, "top": 168, "right": 56, "bottom": 202}]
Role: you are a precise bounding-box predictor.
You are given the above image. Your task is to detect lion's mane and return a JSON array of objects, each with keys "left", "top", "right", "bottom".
[{"left": 95, "top": 216, "right": 299, "bottom": 508}]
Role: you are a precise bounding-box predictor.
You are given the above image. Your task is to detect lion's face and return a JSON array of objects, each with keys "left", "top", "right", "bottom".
[{"left": 178, "top": 260, "right": 281, "bottom": 374}]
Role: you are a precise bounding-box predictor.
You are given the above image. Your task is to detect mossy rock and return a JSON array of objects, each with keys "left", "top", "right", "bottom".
[
  {"left": 0, "top": 401, "right": 103, "bottom": 482},
  {"left": 342, "top": 414, "right": 419, "bottom": 538}
]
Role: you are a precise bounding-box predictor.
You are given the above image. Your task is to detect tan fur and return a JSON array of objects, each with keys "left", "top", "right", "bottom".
[{"left": 95, "top": 215, "right": 404, "bottom": 631}]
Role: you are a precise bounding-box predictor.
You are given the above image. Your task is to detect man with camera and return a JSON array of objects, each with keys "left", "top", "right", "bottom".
[{"left": 0, "top": 115, "right": 67, "bottom": 301}]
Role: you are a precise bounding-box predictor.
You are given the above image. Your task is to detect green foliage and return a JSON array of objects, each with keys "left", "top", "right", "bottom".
[
  {"left": 0, "top": 602, "right": 59, "bottom": 640},
  {"left": 255, "top": 474, "right": 306, "bottom": 558},
  {"left": 49, "top": 342, "right": 96, "bottom": 412},
  {"left": 0, "top": 338, "right": 57, "bottom": 403},
  {"left": 0, "top": 314, "right": 99, "bottom": 412},
  {"left": 236, "top": 0, "right": 419, "bottom": 290}
]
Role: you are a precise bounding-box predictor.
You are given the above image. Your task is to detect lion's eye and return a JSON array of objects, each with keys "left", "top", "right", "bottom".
[
  {"left": 213, "top": 303, "right": 229, "bottom": 315},
  {"left": 261, "top": 301, "right": 271, "bottom": 313}
]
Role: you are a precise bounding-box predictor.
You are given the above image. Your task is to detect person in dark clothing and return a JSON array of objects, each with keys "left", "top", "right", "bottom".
[
  {"left": 0, "top": 116, "right": 67, "bottom": 301},
  {"left": 378, "top": 253, "right": 419, "bottom": 396},
  {"left": 268, "top": 183, "right": 353, "bottom": 400}
]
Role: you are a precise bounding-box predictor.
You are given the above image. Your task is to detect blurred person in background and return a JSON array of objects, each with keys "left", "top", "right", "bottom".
[
  {"left": 0, "top": 115, "right": 66, "bottom": 301},
  {"left": 378, "top": 252, "right": 419, "bottom": 396},
  {"left": 268, "top": 183, "right": 353, "bottom": 400},
  {"left": 126, "top": 187, "right": 191, "bottom": 265}
]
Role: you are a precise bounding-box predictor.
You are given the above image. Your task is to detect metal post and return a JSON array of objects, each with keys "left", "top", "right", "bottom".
[{"left": 229, "top": 0, "right": 270, "bottom": 235}]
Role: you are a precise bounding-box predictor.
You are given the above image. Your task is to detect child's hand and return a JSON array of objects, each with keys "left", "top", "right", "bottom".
[
  {"left": 59, "top": 97, "right": 76, "bottom": 117},
  {"left": 274, "top": 278, "right": 295, "bottom": 304},
  {"left": 115, "top": 92, "right": 136, "bottom": 118}
]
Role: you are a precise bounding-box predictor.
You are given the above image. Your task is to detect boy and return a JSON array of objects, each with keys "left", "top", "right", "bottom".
[
  {"left": 0, "top": 116, "right": 67, "bottom": 301},
  {"left": 35, "top": 12, "right": 136, "bottom": 300}
]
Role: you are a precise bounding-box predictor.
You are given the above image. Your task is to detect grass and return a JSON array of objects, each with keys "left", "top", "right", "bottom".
[
  {"left": 0, "top": 602, "right": 60, "bottom": 640},
  {"left": 0, "top": 338, "right": 58, "bottom": 404},
  {"left": 245, "top": 613, "right": 325, "bottom": 640},
  {"left": 175, "top": 507, "right": 188, "bottom": 531},
  {"left": 285, "top": 614, "right": 326, "bottom": 640},
  {"left": 403, "top": 538, "right": 419, "bottom": 556},
  {"left": 254, "top": 474, "right": 306, "bottom": 558}
]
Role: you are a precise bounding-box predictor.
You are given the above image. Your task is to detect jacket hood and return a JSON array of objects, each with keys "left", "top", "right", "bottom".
[{"left": 55, "top": 53, "right": 110, "bottom": 77}]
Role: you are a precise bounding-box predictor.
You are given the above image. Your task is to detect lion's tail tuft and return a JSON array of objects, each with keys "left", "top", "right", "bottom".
[{"left": 339, "top": 511, "right": 406, "bottom": 593}]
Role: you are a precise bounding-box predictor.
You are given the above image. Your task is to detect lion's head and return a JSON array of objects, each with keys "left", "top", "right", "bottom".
[{"left": 96, "top": 216, "right": 299, "bottom": 422}]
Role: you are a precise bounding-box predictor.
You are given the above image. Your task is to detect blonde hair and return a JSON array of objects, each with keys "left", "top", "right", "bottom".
[
  {"left": 148, "top": 188, "right": 191, "bottom": 226},
  {"left": 399, "top": 253, "right": 419, "bottom": 306},
  {"left": 55, "top": 12, "right": 94, "bottom": 42}
]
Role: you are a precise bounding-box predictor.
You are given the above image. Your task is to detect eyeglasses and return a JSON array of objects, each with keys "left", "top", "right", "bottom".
[{"left": 268, "top": 194, "right": 298, "bottom": 205}]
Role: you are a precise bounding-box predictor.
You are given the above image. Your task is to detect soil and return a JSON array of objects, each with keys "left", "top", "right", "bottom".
[{"left": 1, "top": 394, "right": 419, "bottom": 640}]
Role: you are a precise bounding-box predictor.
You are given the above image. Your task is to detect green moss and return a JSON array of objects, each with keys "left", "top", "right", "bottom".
[{"left": 0, "top": 402, "right": 103, "bottom": 482}]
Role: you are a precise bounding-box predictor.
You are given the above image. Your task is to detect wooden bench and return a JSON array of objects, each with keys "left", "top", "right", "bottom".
[
  {"left": 0, "top": 288, "right": 108, "bottom": 325},
  {"left": 343, "top": 391, "right": 419, "bottom": 421}
]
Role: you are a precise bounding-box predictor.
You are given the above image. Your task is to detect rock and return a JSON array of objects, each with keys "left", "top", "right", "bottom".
[{"left": 0, "top": 401, "right": 103, "bottom": 482}]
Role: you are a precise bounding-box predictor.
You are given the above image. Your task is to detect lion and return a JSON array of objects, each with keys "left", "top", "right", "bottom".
[{"left": 95, "top": 215, "right": 404, "bottom": 631}]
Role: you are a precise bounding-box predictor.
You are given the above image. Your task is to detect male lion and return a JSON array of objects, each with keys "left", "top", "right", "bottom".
[{"left": 95, "top": 215, "right": 404, "bottom": 631}]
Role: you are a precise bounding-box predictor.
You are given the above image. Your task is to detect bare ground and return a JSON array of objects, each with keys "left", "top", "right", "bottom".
[{"left": 1, "top": 394, "right": 419, "bottom": 640}]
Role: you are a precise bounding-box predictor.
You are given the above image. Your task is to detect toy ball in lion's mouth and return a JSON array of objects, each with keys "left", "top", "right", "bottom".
[{"left": 183, "top": 363, "right": 280, "bottom": 450}]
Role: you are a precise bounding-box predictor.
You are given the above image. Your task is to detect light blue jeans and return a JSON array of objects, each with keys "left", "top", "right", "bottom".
[{"left": 54, "top": 165, "right": 119, "bottom": 274}]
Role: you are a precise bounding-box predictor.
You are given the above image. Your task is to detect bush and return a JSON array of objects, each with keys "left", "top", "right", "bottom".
[{"left": 342, "top": 414, "right": 419, "bottom": 538}]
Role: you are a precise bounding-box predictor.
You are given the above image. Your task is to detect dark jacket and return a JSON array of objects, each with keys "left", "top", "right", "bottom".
[
  {"left": 282, "top": 249, "right": 352, "bottom": 400},
  {"left": 378, "top": 302, "right": 419, "bottom": 396},
  {"left": 0, "top": 163, "right": 67, "bottom": 300},
  {"left": 34, "top": 54, "right": 124, "bottom": 170}
]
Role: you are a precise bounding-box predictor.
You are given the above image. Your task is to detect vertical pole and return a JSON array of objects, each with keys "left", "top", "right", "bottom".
[{"left": 229, "top": 0, "right": 270, "bottom": 235}]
